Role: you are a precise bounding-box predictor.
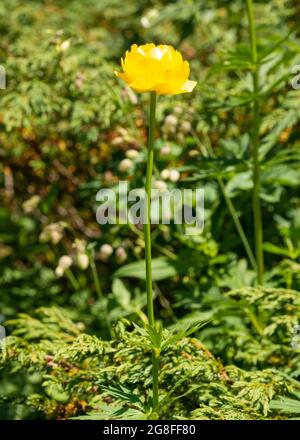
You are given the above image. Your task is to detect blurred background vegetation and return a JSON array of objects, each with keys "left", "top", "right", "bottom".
[{"left": 0, "top": 0, "right": 300, "bottom": 420}]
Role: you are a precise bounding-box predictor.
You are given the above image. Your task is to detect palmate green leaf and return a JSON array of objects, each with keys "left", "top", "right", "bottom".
[
  {"left": 209, "top": 44, "right": 253, "bottom": 76},
  {"left": 181, "top": 158, "right": 250, "bottom": 182},
  {"left": 132, "top": 322, "right": 163, "bottom": 350},
  {"left": 258, "top": 27, "right": 297, "bottom": 63},
  {"left": 113, "top": 257, "right": 177, "bottom": 281},
  {"left": 225, "top": 171, "right": 252, "bottom": 197},
  {"left": 261, "top": 164, "right": 300, "bottom": 187},
  {"left": 163, "top": 320, "right": 209, "bottom": 351},
  {"left": 101, "top": 384, "right": 145, "bottom": 411}
]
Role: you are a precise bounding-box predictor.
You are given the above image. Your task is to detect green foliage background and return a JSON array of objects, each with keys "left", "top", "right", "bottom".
[{"left": 0, "top": 0, "right": 300, "bottom": 420}]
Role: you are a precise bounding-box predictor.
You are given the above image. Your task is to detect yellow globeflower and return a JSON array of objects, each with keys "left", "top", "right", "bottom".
[{"left": 115, "top": 43, "right": 197, "bottom": 95}]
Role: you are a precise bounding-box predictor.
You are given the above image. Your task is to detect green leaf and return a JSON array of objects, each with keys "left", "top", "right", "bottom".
[
  {"left": 112, "top": 278, "right": 131, "bottom": 307},
  {"left": 113, "top": 258, "right": 177, "bottom": 281}
]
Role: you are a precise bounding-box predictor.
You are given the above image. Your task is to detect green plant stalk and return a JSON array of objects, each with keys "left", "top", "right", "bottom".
[
  {"left": 246, "top": 0, "right": 264, "bottom": 284},
  {"left": 201, "top": 138, "right": 257, "bottom": 271},
  {"left": 144, "top": 91, "right": 159, "bottom": 411},
  {"left": 217, "top": 177, "right": 257, "bottom": 271},
  {"left": 65, "top": 268, "right": 80, "bottom": 291}
]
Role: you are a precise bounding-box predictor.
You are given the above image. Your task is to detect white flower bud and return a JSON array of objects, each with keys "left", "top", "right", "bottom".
[
  {"left": 55, "top": 255, "right": 72, "bottom": 277},
  {"left": 141, "top": 17, "right": 150, "bottom": 28},
  {"left": 189, "top": 149, "right": 199, "bottom": 157},
  {"left": 99, "top": 243, "right": 113, "bottom": 260},
  {"left": 58, "top": 255, "right": 73, "bottom": 271},
  {"left": 154, "top": 180, "right": 167, "bottom": 192},
  {"left": 164, "top": 114, "right": 178, "bottom": 128},
  {"left": 51, "top": 230, "right": 63, "bottom": 245},
  {"left": 119, "top": 158, "right": 133, "bottom": 173},
  {"left": 169, "top": 169, "right": 180, "bottom": 182},
  {"left": 141, "top": 9, "right": 158, "bottom": 28},
  {"left": 148, "top": 9, "right": 159, "bottom": 20},
  {"left": 126, "top": 149, "right": 139, "bottom": 159},
  {"left": 55, "top": 266, "right": 64, "bottom": 278},
  {"left": 180, "top": 121, "right": 192, "bottom": 134},
  {"left": 160, "top": 145, "right": 171, "bottom": 156},
  {"left": 77, "top": 253, "right": 89, "bottom": 270},
  {"left": 111, "top": 136, "right": 124, "bottom": 146},
  {"left": 173, "top": 106, "right": 183, "bottom": 115},
  {"left": 60, "top": 40, "right": 70, "bottom": 51},
  {"left": 160, "top": 169, "right": 170, "bottom": 180},
  {"left": 116, "top": 246, "right": 127, "bottom": 264}
]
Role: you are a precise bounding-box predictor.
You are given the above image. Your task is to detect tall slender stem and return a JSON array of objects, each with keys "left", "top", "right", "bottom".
[
  {"left": 246, "top": 0, "right": 264, "bottom": 284},
  {"left": 217, "top": 177, "right": 257, "bottom": 271},
  {"left": 201, "top": 138, "right": 257, "bottom": 271},
  {"left": 144, "top": 91, "right": 159, "bottom": 411},
  {"left": 145, "top": 91, "right": 156, "bottom": 326}
]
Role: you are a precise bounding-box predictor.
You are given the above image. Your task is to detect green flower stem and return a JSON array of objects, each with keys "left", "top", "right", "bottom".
[
  {"left": 51, "top": 244, "right": 81, "bottom": 290},
  {"left": 246, "top": 0, "right": 264, "bottom": 284},
  {"left": 145, "top": 91, "right": 159, "bottom": 411},
  {"left": 65, "top": 268, "right": 80, "bottom": 291},
  {"left": 145, "top": 91, "right": 156, "bottom": 327}
]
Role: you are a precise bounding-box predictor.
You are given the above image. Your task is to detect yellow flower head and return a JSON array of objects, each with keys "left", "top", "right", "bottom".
[{"left": 115, "top": 43, "right": 197, "bottom": 95}]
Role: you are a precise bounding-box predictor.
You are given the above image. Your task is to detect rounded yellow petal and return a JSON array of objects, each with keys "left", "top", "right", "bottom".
[{"left": 115, "top": 43, "right": 197, "bottom": 95}]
